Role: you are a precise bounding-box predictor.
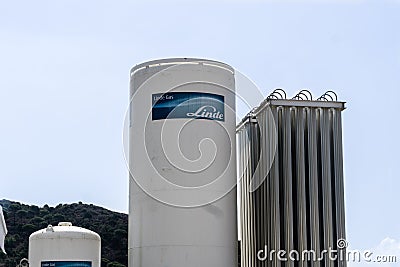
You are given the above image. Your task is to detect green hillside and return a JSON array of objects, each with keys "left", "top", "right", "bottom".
[{"left": 0, "top": 200, "right": 127, "bottom": 267}]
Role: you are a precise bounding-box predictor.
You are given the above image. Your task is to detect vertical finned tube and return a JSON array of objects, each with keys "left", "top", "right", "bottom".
[
  {"left": 271, "top": 107, "right": 281, "bottom": 267},
  {"left": 320, "top": 108, "right": 334, "bottom": 267},
  {"left": 240, "top": 126, "right": 249, "bottom": 267},
  {"left": 295, "top": 107, "right": 308, "bottom": 267},
  {"left": 257, "top": 110, "right": 267, "bottom": 267},
  {"left": 247, "top": 120, "right": 256, "bottom": 267},
  {"left": 251, "top": 121, "right": 260, "bottom": 267},
  {"left": 245, "top": 123, "right": 251, "bottom": 267},
  {"left": 307, "top": 108, "right": 321, "bottom": 267},
  {"left": 239, "top": 128, "right": 246, "bottom": 267},
  {"left": 250, "top": 122, "right": 256, "bottom": 267},
  {"left": 263, "top": 110, "right": 269, "bottom": 267},
  {"left": 283, "top": 107, "right": 294, "bottom": 267},
  {"left": 264, "top": 109, "right": 273, "bottom": 267},
  {"left": 332, "top": 109, "right": 346, "bottom": 267}
]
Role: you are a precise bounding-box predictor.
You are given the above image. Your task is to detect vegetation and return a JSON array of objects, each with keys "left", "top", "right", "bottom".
[{"left": 0, "top": 199, "right": 127, "bottom": 267}]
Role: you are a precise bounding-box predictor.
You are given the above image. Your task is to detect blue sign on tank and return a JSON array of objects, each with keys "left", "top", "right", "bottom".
[
  {"left": 152, "top": 92, "right": 225, "bottom": 121},
  {"left": 41, "top": 261, "right": 92, "bottom": 267}
]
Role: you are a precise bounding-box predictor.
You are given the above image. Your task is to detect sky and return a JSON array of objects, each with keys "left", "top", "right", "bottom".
[{"left": 1, "top": 0, "right": 400, "bottom": 265}]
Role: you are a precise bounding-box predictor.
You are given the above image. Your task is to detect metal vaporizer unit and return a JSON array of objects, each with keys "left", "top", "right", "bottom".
[{"left": 237, "top": 90, "right": 346, "bottom": 267}]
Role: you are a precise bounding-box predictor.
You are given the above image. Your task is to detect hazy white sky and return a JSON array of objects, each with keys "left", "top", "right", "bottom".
[{"left": 1, "top": 0, "right": 399, "bottom": 264}]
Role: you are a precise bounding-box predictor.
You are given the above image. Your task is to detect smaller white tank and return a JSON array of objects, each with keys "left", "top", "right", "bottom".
[{"left": 29, "top": 222, "right": 101, "bottom": 267}]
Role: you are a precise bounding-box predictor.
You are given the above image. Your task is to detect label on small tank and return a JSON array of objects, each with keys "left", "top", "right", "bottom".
[
  {"left": 152, "top": 92, "right": 225, "bottom": 121},
  {"left": 41, "top": 261, "right": 92, "bottom": 267}
]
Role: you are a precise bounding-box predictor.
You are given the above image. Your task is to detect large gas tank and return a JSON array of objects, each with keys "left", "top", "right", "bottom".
[{"left": 128, "top": 58, "right": 238, "bottom": 267}]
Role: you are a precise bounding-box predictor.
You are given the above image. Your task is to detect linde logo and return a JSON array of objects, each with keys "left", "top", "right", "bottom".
[
  {"left": 152, "top": 92, "right": 225, "bottom": 122},
  {"left": 186, "top": 105, "right": 224, "bottom": 120}
]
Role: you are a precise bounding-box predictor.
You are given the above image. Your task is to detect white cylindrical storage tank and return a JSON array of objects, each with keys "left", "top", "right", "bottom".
[
  {"left": 29, "top": 222, "right": 101, "bottom": 267},
  {"left": 128, "top": 58, "right": 238, "bottom": 267}
]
